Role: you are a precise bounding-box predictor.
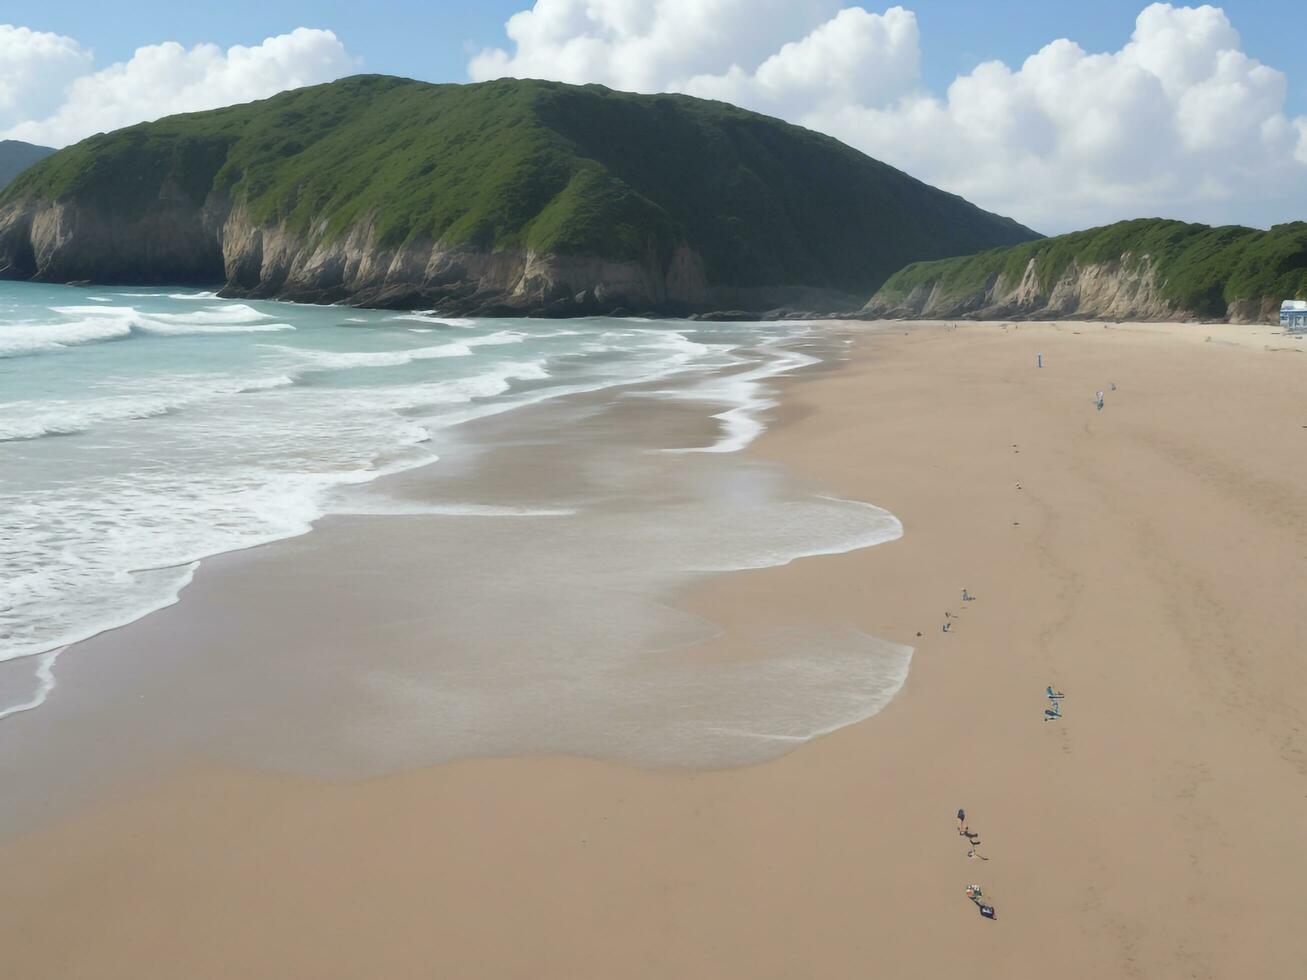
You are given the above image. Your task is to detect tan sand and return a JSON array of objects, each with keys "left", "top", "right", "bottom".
[{"left": 2, "top": 320, "right": 1305, "bottom": 978}]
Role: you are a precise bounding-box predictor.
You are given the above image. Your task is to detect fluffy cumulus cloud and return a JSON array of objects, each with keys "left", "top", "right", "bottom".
[
  {"left": 469, "top": 0, "right": 844, "bottom": 94},
  {"left": 0, "top": 26, "right": 93, "bottom": 129},
  {"left": 471, "top": 2, "right": 1307, "bottom": 231},
  {"left": 1, "top": 26, "right": 358, "bottom": 148}
]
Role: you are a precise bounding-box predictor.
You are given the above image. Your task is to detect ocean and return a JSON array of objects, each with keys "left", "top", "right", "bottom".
[
  {"left": 0, "top": 280, "right": 921, "bottom": 814},
  {"left": 1, "top": 281, "right": 897, "bottom": 728}
]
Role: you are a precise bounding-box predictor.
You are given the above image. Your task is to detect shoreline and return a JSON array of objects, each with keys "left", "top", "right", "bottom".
[
  {"left": 0, "top": 310, "right": 836, "bottom": 723},
  {"left": 2, "top": 319, "right": 1305, "bottom": 977},
  {"left": 0, "top": 326, "right": 900, "bottom": 829}
]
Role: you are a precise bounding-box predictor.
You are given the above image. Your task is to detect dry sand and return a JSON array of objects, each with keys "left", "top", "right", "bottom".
[{"left": 2, "top": 320, "right": 1305, "bottom": 978}]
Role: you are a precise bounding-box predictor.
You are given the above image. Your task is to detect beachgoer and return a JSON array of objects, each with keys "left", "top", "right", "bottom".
[
  {"left": 957, "top": 809, "right": 966, "bottom": 834},
  {"left": 943, "top": 622, "right": 951, "bottom": 633}
]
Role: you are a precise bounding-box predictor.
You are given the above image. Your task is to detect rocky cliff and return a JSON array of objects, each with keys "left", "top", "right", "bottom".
[
  {"left": 0, "top": 190, "right": 720, "bottom": 315},
  {"left": 0, "top": 75, "right": 1037, "bottom": 317},
  {"left": 866, "top": 253, "right": 1182, "bottom": 321},
  {"left": 864, "top": 218, "right": 1307, "bottom": 324}
]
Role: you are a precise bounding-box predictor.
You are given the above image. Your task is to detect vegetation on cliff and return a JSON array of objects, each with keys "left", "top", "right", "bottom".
[
  {"left": 871, "top": 218, "right": 1307, "bottom": 319},
  {"left": 2, "top": 74, "right": 1036, "bottom": 304}
]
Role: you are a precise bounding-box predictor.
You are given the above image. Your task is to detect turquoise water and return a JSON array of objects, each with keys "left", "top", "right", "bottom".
[{"left": 0, "top": 282, "right": 817, "bottom": 708}]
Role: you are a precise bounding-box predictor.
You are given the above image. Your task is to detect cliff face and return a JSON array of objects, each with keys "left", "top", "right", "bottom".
[
  {"left": 0, "top": 75, "right": 1037, "bottom": 316},
  {"left": 0, "top": 185, "right": 226, "bottom": 286},
  {"left": 0, "top": 192, "right": 717, "bottom": 315},
  {"left": 863, "top": 219, "right": 1307, "bottom": 324},
  {"left": 865, "top": 254, "right": 1184, "bottom": 321},
  {"left": 219, "top": 205, "right": 718, "bottom": 314}
]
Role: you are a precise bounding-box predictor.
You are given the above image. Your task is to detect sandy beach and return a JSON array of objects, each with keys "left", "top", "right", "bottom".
[{"left": 3, "top": 319, "right": 1305, "bottom": 979}]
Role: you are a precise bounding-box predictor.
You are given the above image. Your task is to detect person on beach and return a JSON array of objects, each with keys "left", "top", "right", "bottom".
[
  {"left": 961, "top": 589, "right": 974, "bottom": 602},
  {"left": 957, "top": 809, "right": 966, "bottom": 835},
  {"left": 966, "top": 886, "right": 997, "bottom": 919}
]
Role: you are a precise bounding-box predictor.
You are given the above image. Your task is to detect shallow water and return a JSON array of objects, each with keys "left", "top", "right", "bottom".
[
  {"left": 0, "top": 286, "right": 910, "bottom": 832},
  {"left": 0, "top": 283, "right": 820, "bottom": 713}
]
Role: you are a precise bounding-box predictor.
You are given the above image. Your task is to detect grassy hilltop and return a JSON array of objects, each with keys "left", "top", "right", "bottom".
[
  {"left": 1, "top": 75, "right": 1037, "bottom": 310},
  {"left": 870, "top": 218, "right": 1307, "bottom": 321}
]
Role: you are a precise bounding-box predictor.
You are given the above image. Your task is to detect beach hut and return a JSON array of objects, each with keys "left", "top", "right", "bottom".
[{"left": 1281, "top": 300, "right": 1307, "bottom": 332}]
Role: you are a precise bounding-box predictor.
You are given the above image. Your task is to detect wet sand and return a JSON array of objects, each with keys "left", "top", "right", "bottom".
[{"left": 2, "top": 320, "right": 1305, "bottom": 978}]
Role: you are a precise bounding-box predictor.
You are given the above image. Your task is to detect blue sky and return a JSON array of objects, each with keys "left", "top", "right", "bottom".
[{"left": 23, "top": 1, "right": 1307, "bottom": 116}]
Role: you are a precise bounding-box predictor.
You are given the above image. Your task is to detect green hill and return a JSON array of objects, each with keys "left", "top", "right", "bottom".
[
  {"left": 866, "top": 218, "right": 1307, "bottom": 323},
  {"left": 0, "top": 74, "right": 1037, "bottom": 314},
  {"left": 0, "top": 140, "right": 54, "bottom": 190}
]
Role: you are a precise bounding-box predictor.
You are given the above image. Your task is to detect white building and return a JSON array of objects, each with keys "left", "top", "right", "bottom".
[{"left": 1283, "top": 300, "right": 1307, "bottom": 331}]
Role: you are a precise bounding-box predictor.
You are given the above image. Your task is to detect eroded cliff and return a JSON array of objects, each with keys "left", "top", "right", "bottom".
[
  {"left": 0, "top": 74, "right": 1037, "bottom": 316},
  {"left": 863, "top": 218, "right": 1307, "bottom": 324}
]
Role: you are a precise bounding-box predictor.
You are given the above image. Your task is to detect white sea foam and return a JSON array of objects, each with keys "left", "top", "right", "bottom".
[
  {"left": 137, "top": 319, "right": 295, "bottom": 336},
  {"left": 53, "top": 302, "right": 289, "bottom": 334},
  {"left": 0, "top": 650, "right": 61, "bottom": 722},
  {"left": 51, "top": 304, "right": 142, "bottom": 317},
  {"left": 268, "top": 330, "right": 524, "bottom": 370},
  {"left": 334, "top": 498, "right": 578, "bottom": 517},
  {"left": 0, "top": 296, "right": 851, "bottom": 737},
  {"left": 144, "top": 304, "right": 273, "bottom": 324},
  {"left": 112, "top": 290, "right": 220, "bottom": 300},
  {"left": 0, "top": 317, "right": 135, "bottom": 356},
  {"left": 237, "top": 374, "right": 298, "bottom": 393},
  {"left": 387, "top": 314, "right": 478, "bottom": 327},
  {"left": 0, "top": 349, "right": 569, "bottom": 661},
  {"left": 0, "top": 373, "right": 303, "bottom": 441},
  {"left": 642, "top": 342, "right": 819, "bottom": 453},
  {"left": 0, "top": 307, "right": 294, "bottom": 357},
  {"left": 270, "top": 341, "right": 475, "bottom": 369}
]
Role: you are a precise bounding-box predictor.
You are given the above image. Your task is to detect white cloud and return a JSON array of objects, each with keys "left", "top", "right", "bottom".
[
  {"left": 0, "top": 25, "right": 93, "bottom": 129},
  {"left": 469, "top": 0, "right": 846, "bottom": 94},
  {"left": 682, "top": 6, "right": 919, "bottom": 117},
  {"left": 472, "top": 2, "right": 1307, "bottom": 232},
  {"left": 2, "top": 27, "right": 358, "bottom": 148}
]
